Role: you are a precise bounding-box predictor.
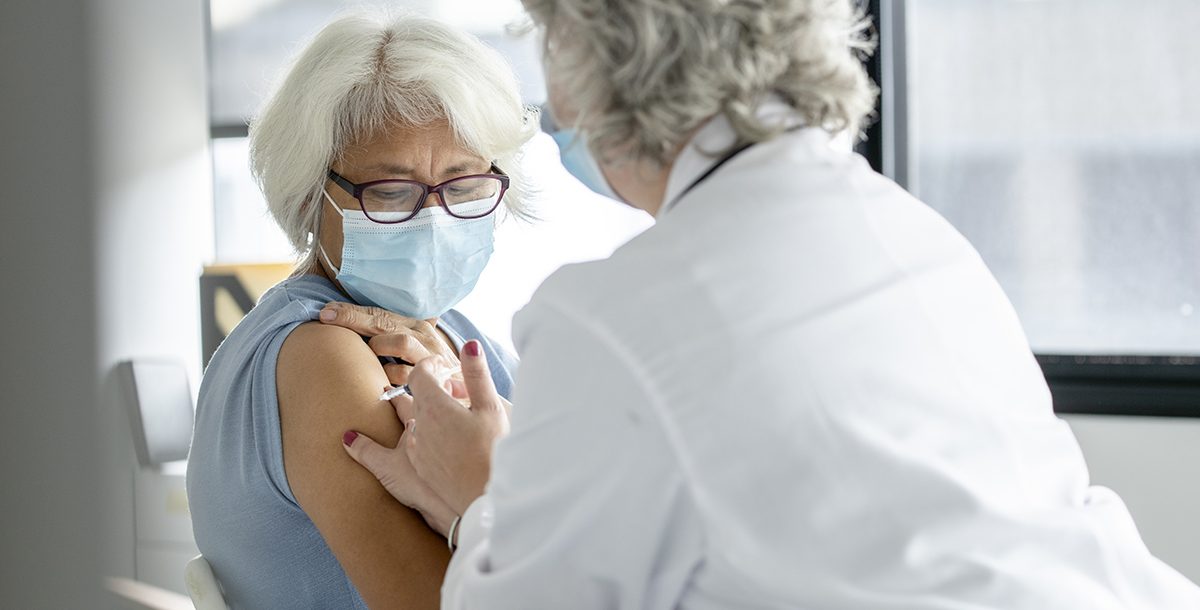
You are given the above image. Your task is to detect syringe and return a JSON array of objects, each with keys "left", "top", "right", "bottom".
[{"left": 378, "top": 365, "right": 463, "bottom": 401}]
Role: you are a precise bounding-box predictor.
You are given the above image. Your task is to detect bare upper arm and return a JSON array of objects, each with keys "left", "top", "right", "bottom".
[{"left": 277, "top": 321, "right": 449, "bottom": 609}]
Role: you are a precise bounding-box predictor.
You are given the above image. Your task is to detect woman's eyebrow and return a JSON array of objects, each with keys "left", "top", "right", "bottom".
[
  {"left": 363, "top": 163, "right": 415, "bottom": 177},
  {"left": 439, "top": 162, "right": 487, "bottom": 178},
  {"left": 362, "top": 161, "right": 486, "bottom": 179}
]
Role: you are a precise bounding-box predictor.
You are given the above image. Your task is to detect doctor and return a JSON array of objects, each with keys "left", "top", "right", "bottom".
[{"left": 329, "top": 0, "right": 1200, "bottom": 607}]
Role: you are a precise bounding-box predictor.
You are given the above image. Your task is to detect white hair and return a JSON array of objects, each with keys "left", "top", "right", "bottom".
[
  {"left": 521, "top": 0, "right": 877, "bottom": 166},
  {"left": 250, "top": 12, "right": 538, "bottom": 264}
]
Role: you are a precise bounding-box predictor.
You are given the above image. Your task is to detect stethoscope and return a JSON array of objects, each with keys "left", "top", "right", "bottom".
[
  {"left": 664, "top": 139, "right": 757, "bottom": 214},
  {"left": 664, "top": 124, "right": 803, "bottom": 214}
]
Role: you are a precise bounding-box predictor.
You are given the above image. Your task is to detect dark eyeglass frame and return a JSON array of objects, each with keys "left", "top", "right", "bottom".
[{"left": 326, "top": 164, "right": 510, "bottom": 224}]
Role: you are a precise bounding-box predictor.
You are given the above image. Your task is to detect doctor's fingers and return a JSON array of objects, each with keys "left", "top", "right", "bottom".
[
  {"left": 407, "top": 356, "right": 465, "bottom": 406},
  {"left": 459, "top": 340, "right": 504, "bottom": 415},
  {"left": 387, "top": 390, "right": 417, "bottom": 424},
  {"left": 402, "top": 419, "right": 458, "bottom": 497},
  {"left": 342, "top": 428, "right": 430, "bottom": 511},
  {"left": 403, "top": 414, "right": 492, "bottom": 516}
]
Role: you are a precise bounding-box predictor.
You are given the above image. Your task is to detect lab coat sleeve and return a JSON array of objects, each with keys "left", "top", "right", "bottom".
[{"left": 441, "top": 298, "right": 705, "bottom": 609}]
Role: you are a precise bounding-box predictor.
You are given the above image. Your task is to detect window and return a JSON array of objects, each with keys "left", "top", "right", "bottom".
[
  {"left": 209, "top": 0, "right": 546, "bottom": 127},
  {"left": 207, "top": 0, "right": 651, "bottom": 350},
  {"left": 867, "top": 0, "right": 1200, "bottom": 415}
]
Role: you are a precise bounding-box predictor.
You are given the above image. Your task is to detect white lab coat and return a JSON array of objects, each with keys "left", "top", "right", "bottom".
[{"left": 442, "top": 112, "right": 1200, "bottom": 609}]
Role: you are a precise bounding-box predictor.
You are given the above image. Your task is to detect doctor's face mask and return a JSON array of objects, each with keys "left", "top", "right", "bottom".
[
  {"left": 550, "top": 128, "right": 621, "bottom": 201},
  {"left": 542, "top": 98, "right": 621, "bottom": 201}
]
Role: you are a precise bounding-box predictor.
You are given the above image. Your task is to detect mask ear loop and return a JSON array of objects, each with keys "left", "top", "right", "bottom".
[
  {"left": 321, "top": 188, "right": 345, "bottom": 216},
  {"left": 318, "top": 189, "right": 343, "bottom": 275}
]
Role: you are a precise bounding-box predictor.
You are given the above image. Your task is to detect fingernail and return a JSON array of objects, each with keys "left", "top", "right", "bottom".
[
  {"left": 320, "top": 308, "right": 336, "bottom": 322},
  {"left": 464, "top": 340, "right": 481, "bottom": 358},
  {"left": 342, "top": 430, "right": 358, "bottom": 446}
]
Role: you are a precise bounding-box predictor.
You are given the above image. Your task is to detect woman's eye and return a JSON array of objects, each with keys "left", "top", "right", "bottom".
[
  {"left": 372, "top": 189, "right": 415, "bottom": 203},
  {"left": 448, "top": 186, "right": 483, "bottom": 198}
]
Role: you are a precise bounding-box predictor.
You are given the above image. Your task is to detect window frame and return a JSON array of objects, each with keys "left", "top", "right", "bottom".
[{"left": 856, "top": 0, "right": 1200, "bottom": 418}]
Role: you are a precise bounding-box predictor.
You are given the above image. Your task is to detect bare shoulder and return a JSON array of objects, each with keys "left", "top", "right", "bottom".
[
  {"left": 277, "top": 321, "right": 449, "bottom": 609},
  {"left": 277, "top": 322, "right": 395, "bottom": 443}
]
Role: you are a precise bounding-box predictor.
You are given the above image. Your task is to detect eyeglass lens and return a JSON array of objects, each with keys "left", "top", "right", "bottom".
[{"left": 361, "top": 176, "right": 502, "bottom": 220}]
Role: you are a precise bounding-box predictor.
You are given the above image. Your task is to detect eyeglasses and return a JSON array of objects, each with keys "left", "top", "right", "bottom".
[{"left": 326, "top": 164, "right": 510, "bottom": 224}]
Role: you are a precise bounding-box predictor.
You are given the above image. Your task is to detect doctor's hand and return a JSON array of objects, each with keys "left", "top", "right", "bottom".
[
  {"left": 341, "top": 401, "right": 459, "bottom": 537},
  {"left": 347, "top": 341, "right": 509, "bottom": 533},
  {"left": 318, "top": 301, "right": 459, "bottom": 387},
  {"left": 406, "top": 342, "right": 509, "bottom": 519}
]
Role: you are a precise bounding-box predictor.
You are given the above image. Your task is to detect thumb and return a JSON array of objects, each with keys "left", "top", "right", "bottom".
[
  {"left": 341, "top": 430, "right": 391, "bottom": 481},
  {"left": 460, "top": 340, "right": 501, "bottom": 412}
]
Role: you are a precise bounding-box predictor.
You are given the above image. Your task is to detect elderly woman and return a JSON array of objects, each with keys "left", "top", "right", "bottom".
[
  {"left": 186, "top": 14, "right": 534, "bottom": 609},
  {"left": 335, "top": 0, "right": 1200, "bottom": 608}
]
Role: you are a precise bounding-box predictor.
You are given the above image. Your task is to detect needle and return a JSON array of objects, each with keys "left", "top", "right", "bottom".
[
  {"left": 378, "top": 366, "right": 462, "bottom": 401},
  {"left": 379, "top": 385, "right": 410, "bottom": 401}
]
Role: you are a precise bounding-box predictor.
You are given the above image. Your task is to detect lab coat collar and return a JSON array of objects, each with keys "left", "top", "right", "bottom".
[{"left": 658, "top": 99, "right": 804, "bottom": 218}]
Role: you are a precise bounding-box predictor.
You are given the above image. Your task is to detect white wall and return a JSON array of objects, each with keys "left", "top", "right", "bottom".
[
  {"left": 1066, "top": 414, "right": 1200, "bottom": 585},
  {"left": 0, "top": 0, "right": 211, "bottom": 606},
  {"left": 0, "top": 1, "right": 104, "bottom": 607},
  {"left": 89, "top": 0, "right": 213, "bottom": 595}
]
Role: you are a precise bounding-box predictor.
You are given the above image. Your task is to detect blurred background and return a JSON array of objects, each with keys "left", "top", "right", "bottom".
[{"left": 1, "top": 0, "right": 1196, "bottom": 607}]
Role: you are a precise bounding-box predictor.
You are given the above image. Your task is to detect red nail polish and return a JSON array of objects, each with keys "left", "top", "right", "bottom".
[
  {"left": 464, "top": 340, "right": 481, "bottom": 358},
  {"left": 342, "top": 430, "right": 359, "bottom": 446}
]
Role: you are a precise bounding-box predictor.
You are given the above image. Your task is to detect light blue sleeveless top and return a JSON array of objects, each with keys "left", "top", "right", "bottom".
[{"left": 187, "top": 275, "right": 517, "bottom": 609}]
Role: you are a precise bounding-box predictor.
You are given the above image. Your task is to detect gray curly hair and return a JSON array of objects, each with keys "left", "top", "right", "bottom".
[{"left": 522, "top": 0, "right": 877, "bottom": 166}]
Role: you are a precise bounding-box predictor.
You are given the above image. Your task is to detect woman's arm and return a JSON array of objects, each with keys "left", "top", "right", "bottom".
[{"left": 277, "top": 321, "right": 450, "bottom": 609}]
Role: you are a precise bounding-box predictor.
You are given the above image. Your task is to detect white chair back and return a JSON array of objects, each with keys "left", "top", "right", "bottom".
[{"left": 184, "top": 555, "right": 228, "bottom": 610}]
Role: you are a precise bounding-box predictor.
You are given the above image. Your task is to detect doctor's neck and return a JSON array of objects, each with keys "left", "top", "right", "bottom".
[
  {"left": 604, "top": 157, "right": 673, "bottom": 217},
  {"left": 602, "top": 122, "right": 702, "bottom": 217}
]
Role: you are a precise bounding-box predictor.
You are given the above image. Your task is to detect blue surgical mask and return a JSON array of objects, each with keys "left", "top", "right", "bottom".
[
  {"left": 318, "top": 190, "right": 495, "bottom": 320},
  {"left": 550, "top": 128, "right": 620, "bottom": 200}
]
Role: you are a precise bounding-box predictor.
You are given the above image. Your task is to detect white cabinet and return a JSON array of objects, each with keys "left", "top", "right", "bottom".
[{"left": 134, "top": 462, "right": 198, "bottom": 595}]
